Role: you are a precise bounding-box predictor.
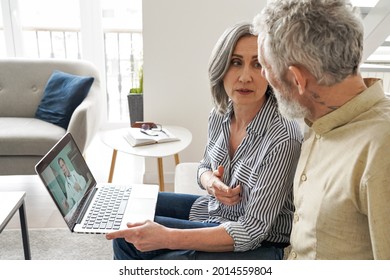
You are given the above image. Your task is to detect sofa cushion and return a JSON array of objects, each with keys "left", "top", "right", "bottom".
[
  {"left": 0, "top": 117, "right": 66, "bottom": 156},
  {"left": 35, "top": 70, "right": 94, "bottom": 129}
]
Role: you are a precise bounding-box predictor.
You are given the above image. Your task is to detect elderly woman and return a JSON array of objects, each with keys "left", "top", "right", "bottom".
[{"left": 106, "top": 22, "right": 302, "bottom": 260}]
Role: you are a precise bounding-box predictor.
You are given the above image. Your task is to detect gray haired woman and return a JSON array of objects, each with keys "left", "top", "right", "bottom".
[{"left": 106, "top": 22, "right": 302, "bottom": 260}]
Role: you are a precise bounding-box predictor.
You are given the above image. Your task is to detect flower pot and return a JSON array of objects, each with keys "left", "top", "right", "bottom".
[{"left": 127, "top": 94, "right": 144, "bottom": 126}]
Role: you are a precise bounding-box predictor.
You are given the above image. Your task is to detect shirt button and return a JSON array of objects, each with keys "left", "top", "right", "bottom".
[
  {"left": 315, "top": 134, "right": 321, "bottom": 139},
  {"left": 294, "top": 213, "right": 299, "bottom": 222},
  {"left": 301, "top": 174, "right": 307, "bottom": 181},
  {"left": 290, "top": 250, "right": 297, "bottom": 259}
]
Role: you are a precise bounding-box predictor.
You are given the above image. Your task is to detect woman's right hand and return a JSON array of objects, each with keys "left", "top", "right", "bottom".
[{"left": 204, "top": 166, "right": 241, "bottom": 206}]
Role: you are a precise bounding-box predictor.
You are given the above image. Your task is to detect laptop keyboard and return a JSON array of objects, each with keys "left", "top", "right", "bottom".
[{"left": 82, "top": 185, "right": 131, "bottom": 230}]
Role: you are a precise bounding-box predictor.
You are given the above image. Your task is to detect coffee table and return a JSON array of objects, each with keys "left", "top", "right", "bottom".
[
  {"left": 0, "top": 191, "right": 31, "bottom": 260},
  {"left": 100, "top": 125, "right": 192, "bottom": 191}
]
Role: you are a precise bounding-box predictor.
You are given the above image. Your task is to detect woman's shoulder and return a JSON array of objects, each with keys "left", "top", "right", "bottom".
[
  {"left": 209, "top": 106, "right": 228, "bottom": 123},
  {"left": 273, "top": 115, "right": 303, "bottom": 142},
  {"left": 265, "top": 98, "right": 303, "bottom": 141}
]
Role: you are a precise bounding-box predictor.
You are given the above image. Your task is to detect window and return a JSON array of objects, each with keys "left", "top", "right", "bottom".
[
  {"left": 350, "top": 0, "right": 379, "bottom": 7},
  {"left": 101, "top": 0, "right": 143, "bottom": 121},
  {"left": 0, "top": 0, "right": 143, "bottom": 123},
  {"left": 19, "top": 0, "right": 81, "bottom": 59},
  {"left": 0, "top": 4, "right": 6, "bottom": 57}
]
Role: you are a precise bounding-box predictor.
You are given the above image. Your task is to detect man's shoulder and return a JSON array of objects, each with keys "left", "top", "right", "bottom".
[
  {"left": 372, "top": 96, "right": 390, "bottom": 119},
  {"left": 356, "top": 96, "right": 390, "bottom": 128}
]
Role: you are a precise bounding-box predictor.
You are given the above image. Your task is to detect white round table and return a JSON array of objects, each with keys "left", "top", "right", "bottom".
[{"left": 100, "top": 125, "right": 192, "bottom": 191}]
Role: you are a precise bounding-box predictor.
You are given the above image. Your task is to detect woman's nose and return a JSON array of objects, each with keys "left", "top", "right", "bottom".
[{"left": 239, "top": 67, "right": 253, "bottom": 83}]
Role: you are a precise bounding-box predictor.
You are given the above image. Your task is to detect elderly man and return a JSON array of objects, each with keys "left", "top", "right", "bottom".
[{"left": 253, "top": 0, "right": 390, "bottom": 259}]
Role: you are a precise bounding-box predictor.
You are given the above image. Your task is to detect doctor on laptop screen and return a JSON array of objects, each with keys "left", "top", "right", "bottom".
[
  {"left": 39, "top": 141, "right": 90, "bottom": 222},
  {"left": 58, "top": 157, "right": 87, "bottom": 213}
]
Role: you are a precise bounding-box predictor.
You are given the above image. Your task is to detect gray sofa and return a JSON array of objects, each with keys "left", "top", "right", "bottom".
[{"left": 0, "top": 58, "right": 102, "bottom": 175}]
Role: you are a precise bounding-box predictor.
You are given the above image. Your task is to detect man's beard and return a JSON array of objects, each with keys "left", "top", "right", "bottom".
[{"left": 272, "top": 83, "right": 310, "bottom": 120}]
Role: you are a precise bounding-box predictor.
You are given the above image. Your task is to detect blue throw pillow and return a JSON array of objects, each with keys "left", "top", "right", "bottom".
[{"left": 35, "top": 70, "right": 94, "bottom": 129}]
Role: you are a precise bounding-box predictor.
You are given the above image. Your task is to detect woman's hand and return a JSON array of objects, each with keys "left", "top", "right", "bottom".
[
  {"left": 204, "top": 166, "right": 241, "bottom": 206},
  {"left": 106, "top": 220, "right": 171, "bottom": 252}
]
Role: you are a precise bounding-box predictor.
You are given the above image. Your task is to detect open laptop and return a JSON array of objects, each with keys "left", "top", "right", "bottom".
[{"left": 35, "top": 132, "right": 159, "bottom": 234}]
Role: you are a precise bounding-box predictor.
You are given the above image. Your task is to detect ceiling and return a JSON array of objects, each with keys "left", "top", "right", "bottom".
[{"left": 352, "top": 0, "right": 390, "bottom": 65}]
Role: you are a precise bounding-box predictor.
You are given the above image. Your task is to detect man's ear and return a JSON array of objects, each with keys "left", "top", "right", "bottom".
[{"left": 288, "top": 66, "right": 306, "bottom": 95}]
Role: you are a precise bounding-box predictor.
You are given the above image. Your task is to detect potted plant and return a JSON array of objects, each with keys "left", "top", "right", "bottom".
[{"left": 127, "top": 66, "right": 144, "bottom": 126}]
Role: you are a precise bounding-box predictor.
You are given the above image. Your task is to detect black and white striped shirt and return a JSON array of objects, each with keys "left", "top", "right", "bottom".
[{"left": 190, "top": 94, "right": 303, "bottom": 252}]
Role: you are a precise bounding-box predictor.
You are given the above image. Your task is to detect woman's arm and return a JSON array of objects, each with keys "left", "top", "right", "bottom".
[
  {"left": 106, "top": 220, "right": 235, "bottom": 252},
  {"left": 200, "top": 166, "right": 241, "bottom": 206},
  {"left": 224, "top": 139, "right": 301, "bottom": 251},
  {"left": 196, "top": 108, "right": 224, "bottom": 189}
]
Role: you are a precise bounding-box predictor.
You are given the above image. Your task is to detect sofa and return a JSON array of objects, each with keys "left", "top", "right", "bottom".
[
  {"left": 174, "top": 162, "right": 206, "bottom": 195},
  {"left": 0, "top": 58, "right": 102, "bottom": 175}
]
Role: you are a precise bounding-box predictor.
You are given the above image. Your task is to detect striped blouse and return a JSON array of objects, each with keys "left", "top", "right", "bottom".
[{"left": 189, "top": 94, "right": 303, "bottom": 252}]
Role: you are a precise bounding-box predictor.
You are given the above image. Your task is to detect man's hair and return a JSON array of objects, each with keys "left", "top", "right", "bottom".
[
  {"left": 58, "top": 157, "right": 65, "bottom": 165},
  {"left": 253, "top": 0, "right": 364, "bottom": 86},
  {"left": 208, "top": 22, "right": 255, "bottom": 114}
]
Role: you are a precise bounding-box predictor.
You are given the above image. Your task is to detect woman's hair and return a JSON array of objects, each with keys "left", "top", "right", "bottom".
[
  {"left": 208, "top": 22, "right": 256, "bottom": 114},
  {"left": 253, "top": 0, "right": 363, "bottom": 86}
]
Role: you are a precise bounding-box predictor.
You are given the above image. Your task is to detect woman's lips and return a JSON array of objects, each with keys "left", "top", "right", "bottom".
[{"left": 236, "top": 88, "right": 253, "bottom": 95}]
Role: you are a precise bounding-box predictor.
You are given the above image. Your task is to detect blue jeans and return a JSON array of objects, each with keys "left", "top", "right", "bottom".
[{"left": 112, "top": 192, "right": 284, "bottom": 260}]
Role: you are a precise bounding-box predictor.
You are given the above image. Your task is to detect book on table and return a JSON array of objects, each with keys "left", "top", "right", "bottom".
[{"left": 123, "top": 127, "right": 179, "bottom": 147}]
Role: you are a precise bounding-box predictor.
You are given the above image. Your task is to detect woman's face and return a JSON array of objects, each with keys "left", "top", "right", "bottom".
[{"left": 223, "top": 35, "right": 268, "bottom": 107}]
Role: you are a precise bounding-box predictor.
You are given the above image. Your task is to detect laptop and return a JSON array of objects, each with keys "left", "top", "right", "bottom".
[{"left": 35, "top": 132, "right": 159, "bottom": 234}]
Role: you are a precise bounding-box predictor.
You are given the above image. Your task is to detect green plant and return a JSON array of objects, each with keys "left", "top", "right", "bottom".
[{"left": 129, "top": 66, "right": 143, "bottom": 94}]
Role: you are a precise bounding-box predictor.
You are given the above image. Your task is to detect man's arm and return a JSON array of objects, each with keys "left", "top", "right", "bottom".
[{"left": 365, "top": 151, "right": 390, "bottom": 259}]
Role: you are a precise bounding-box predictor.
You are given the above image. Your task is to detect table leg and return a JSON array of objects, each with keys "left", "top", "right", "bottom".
[
  {"left": 19, "top": 202, "right": 31, "bottom": 260},
  {"left": 108, "top": 149, "right": 118, "bottom": 183},
  {"left": 157, "top": 157, "right": 164, "bottom": 192},
  {"left": 174, "top": 153, "right": 180, "bottom": 165}
]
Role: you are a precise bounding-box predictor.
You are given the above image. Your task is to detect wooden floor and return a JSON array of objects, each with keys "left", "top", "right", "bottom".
[{"left": 0, "top": 131, "right": 173, "bottom": 230}]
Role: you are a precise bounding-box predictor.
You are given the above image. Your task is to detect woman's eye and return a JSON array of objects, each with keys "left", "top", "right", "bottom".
[
  {"left": 231, "top": 59, "right": 241, "bottom": 66},
  {"left": 254, "top": 61, "right": 262, "bottom": 69}
]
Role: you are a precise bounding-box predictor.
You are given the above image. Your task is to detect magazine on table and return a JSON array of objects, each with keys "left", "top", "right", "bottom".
[{"left": 123, "top": 126, "right": 179, "bottom": 147}]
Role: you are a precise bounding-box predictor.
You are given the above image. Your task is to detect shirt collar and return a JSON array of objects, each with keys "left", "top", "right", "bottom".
[
  {"left": 223, "top": 92, "right": 278, "bottom": 137},
  {"left": 309, "top": 78, "right": 385, "bottom": 135}
]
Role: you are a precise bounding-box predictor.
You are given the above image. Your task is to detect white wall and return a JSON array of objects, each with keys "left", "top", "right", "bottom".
[{"left": 142, "top": 0, "right": 266, "bottom": 184}]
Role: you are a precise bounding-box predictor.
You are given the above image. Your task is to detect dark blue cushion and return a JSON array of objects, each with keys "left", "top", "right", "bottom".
[{"left": 35, "top": 70, "right": 94, "bottom": 129}]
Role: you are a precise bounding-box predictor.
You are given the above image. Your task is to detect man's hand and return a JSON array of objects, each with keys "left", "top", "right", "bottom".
[
  {"left": 106, "top": 220, "right": 171, "bottom": 252},
  {"left": 205, "top": 165, "right": 241, "bottom": 206}
]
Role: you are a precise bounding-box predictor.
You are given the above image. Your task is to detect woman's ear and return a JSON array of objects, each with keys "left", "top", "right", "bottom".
[{"left": 288, "top": 66, "right": 306, "bottom": 95}]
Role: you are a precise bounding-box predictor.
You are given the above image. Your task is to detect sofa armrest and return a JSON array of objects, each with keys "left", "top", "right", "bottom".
[
  {"left": 174, "top": 162, "right": 206, "bottom": 195},
  {"left": 67, "top": 80, "right": 102, "bottom": 154}
]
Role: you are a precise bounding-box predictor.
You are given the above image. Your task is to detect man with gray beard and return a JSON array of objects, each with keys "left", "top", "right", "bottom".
[{"left": 253, "top": 0, "right": 390, "bottom": 259}]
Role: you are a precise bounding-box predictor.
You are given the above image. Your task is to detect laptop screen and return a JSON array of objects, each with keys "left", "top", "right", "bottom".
[{"left": 35, "top": 133, "right": 96, "bottom": 229}]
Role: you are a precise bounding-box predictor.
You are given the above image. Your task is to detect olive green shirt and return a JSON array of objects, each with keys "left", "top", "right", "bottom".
[{"left": 289, "top": 78, "right": 390, "bottom": 259}]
